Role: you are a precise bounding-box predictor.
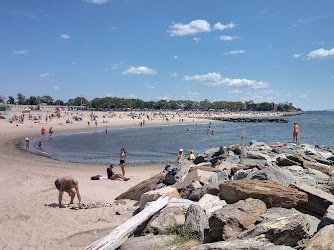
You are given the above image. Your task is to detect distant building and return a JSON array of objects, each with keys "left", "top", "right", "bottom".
[{"left": 245, "top": 100, "right": 257, "bottom": 111}]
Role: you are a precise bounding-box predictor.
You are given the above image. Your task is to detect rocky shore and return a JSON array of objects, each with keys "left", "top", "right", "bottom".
[
  {"left": 208, "top": 117, "right": 289, "bottom": 123},
  {"left": 87, "top": 141, "right": 334, "bottom": 249}
]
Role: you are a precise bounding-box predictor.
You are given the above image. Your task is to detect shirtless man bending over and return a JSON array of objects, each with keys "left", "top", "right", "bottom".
[{"left": 55, "top": 176, "right": 83, "bottom": 208}]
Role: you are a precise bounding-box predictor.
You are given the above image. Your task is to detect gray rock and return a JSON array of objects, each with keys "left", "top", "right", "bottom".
[
  {"left": 291, "top": 182, "right": 334, "bottom": 216},
  {"left": 115, "top": 206, "right": 138, "bottom": 215},
  {"left": 238, "top": 214, "right": 308, "bottom": 246},
  {"left": 188, "top": 183, "right": 220, "bottom": 201},
  {"left": 232, "top": 168, "right": 258, "bottom": 181},
  {"left": 184, "top": 204, "right": 209, "bottom": 240},
  {"left": 245, "top": 166, "right": 298, "bottom": 187},
  {"left": 190, "top": 181, "right": 202, "bottom": 191},
  {"left": 209, "top": 198, "right": 267, "bottom": 241},
  {"left": 304, "top": 224, "right": 334, "bottom": 250},
  {"left": 191, "top": 239, "right": 294, "bottom": 250},
  {"left": 167, "top": 198, "right": 195, "bottom": 209},
  {"left": 247, "top": 151, "right": 271, "bottom": 161},
  {"left": 120, "top": 235, "right": 175, "bottom": 250},
  {"left": 208, "top": 171, "right": 229, "bottom": 184},
  {"left": 318, "top": 204, "right": 334, "bottom": 229},
  {"left": 277, "top": 156, "right": 300, "bottom": 166}
]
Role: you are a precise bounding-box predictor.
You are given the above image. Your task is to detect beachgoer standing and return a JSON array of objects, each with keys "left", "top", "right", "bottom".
[
  {"left": 105, "top": 126, "right": 108, "bottom": 134},
  {"left": 41, "top": 127, "right": 46, "bottom": 137},
  {"left": 38, "top": 141, "right": 43, "bottom": 150},
  {"left": 25, "top": 138, "right": 30, "bottom": 150},
  {"left": 55, "top": 176, "right": 83, "bottom": 208},
  {"left": 120, "top": 148, "right": 126, "bottom": 176},
  {"left": 293, "top": 122, "right": 299, "bottom": 143},
  {"left": 49, "top": 127, "right": 53, "bottom": 137},
  {"left": 177, "top": 149, "right": 185, "bottom": 163}
]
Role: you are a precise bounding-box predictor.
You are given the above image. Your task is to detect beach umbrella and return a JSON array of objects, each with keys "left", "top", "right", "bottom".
[{"left": 3, "top": 112, "right": 9, "bottom": 115}]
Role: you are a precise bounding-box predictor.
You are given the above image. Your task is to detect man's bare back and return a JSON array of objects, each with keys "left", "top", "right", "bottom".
[{"left": 55, "top": 176, "right": 82, "bottom": 208}]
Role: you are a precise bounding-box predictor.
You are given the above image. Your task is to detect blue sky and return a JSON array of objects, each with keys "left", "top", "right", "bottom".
[{"left": 1, "top": 0, "right": 334, "bottom": 110}]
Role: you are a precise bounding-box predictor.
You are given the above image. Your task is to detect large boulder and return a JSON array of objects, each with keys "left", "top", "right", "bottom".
[
  {"left": 304, "top": 224, "right": 334, "bottom": 250},
  {"left": 120, "top": 235, "right": 176, "bottom": 250},
  {"left": 188, "top": 183, "right": 220, "bottom": 201},
  {"left": 148, "top": 206, "right": 188, "bottom": 232},
  {"left": 115, "top": 173, "right": 165, "bottom": 200},
  {"left": 220, "top": 180, "right": 308, "bottom": 208},
  {"left": 303, "top": 160, "right": 331, "bottom": 175},
  {"left": 318, "top": 204, "right": 334, "bottom": 229},
  {"left": 184, "top": 204, "right": 209, "bottom": 240},
  {"left": 174, "top": 169, "right": 214, "bottom": 190},
  {"left": 244, "top": 166, "right": 298, "bottom": 187},
  {"left": 198, "top": 194, "right": 226, "bottom": 212},
  {"left": 190, "top": 239, "right": 294, "bottom": 250},
  {"left": 138, "top": 186, "right": 181, "bottom": 210},
  {"left": 209, "top": 198, "right": 267, "bottom": 241},
  {"left": 290, "top": 182, "right": 334, "bottom": 216},
  {"left": 208, "top": 171, "right": 229, "bottom": 184},
  {"left": 237, "top": 214, "right": 308, "bottom": 246}
]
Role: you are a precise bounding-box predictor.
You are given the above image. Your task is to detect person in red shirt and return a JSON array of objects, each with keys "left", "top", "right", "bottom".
[
  {"left": 41, "top": 127, "right": 46, "bottom": 137},
  {"left": 293, "top": 123, "right": 299, "bottom": 143}
]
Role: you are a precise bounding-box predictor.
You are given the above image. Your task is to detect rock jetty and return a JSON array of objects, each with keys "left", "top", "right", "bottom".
[
  {"left": 209, "top": 117, "right": 289, "bottom": 123},
  {"left": 87, "top": 141, "right": 334, "bottom": 249}
]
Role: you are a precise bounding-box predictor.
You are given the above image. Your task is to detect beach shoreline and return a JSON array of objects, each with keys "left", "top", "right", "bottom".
[{"left": 0, "top": 110, "right": 299, "bottom": 249}]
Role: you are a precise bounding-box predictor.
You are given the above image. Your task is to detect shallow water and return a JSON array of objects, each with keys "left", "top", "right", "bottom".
[{"left": 31, "top": 111, "right": 334, "bottom": 164}]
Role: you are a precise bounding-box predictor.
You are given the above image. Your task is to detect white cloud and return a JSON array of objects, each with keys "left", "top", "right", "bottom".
[
  {"left": 213, "top": 22, "right": 236, "bottom": 30},
  {"left": 105, "top": 93, "right": 113, "bottom": 97},
  {"left": 220, "top": 35, "right": 237, "bottom": 41},
  {"left": 222, "top": 50, "right": 246, "bottom": 55},
  {"left": 330, "top": 75, "right": 334, "bottom": 79},
  {"left": 293, "top": 53, "right": 303, "bottom": 58},
  {"left": 168, "top": 19, "right": 211, "bottom": 37},
  {"left": 121, "top": 66, "right": 157, "bottom": 75},
  {"left": 59, "top": 34, "right": 70, "bottom": 39},
  {"left": 173, "top": 56, "right": 179, "bottom": 59},
  {"left": 298, "top": 94, "right": 308, "bottom": 98},
  {"left": 40, "top": 73, "right": 49, "bottom": 78},
  {"left": 84, "top": 0, "right": 109, "bottom": 4},
  {"left": 193, "top": 37, "right": 200, "bottom": 42},
  {"left": 187, "top": 91, "right": 200, "bottom": 96},
  {"left": 183, "top": 72, "right": 269, "bottom": 89},
  {"left": 171, "top": 72, "right": 178, "bottom": 77},
  {"left": 145, "top": 85, "right": 155, "bottom": 89},
  {"left": 156, "top": 96, "right": 169, "bottom": 100},
  {"left": 53, "top": 86, "right": 59, "bottom": 90},
  {"left": 128, "top": 94, "right": 137, "bottom": 98},
  {"left": 111, "top": 64, "right": 122, "bottom": 70},
  {"left": 307, "top": 48, "right": 334, "bottom": 59},
  {"left": 13, "top": 50, "right": 29, "bottom": 55}
]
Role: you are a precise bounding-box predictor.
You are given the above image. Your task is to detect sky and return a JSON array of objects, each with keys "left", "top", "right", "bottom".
[{"left": 1, "top": 0, "right": 334, "bottom": 110}]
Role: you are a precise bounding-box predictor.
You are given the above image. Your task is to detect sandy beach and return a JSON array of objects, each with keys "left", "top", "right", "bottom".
[{"left": 0, "top": 109, "right": 284, "bottom": 249}]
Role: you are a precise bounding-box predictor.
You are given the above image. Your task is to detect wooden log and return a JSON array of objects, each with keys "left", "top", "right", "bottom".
[{"left": 85, "top": 196, "right": 169, "bottom": 250}]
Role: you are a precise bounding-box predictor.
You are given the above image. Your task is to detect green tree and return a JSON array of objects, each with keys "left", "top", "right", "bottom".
[
  {"left": 70, "top": 96, "right": 89, "bottom": 107},
  {"left": 54, "top": 100, "right": 64, "bottom": 106},
  {"left": 7, "top": 96, "right": 15, "bottom": 104},
  {"left": 0, "top": 96, "right": 5, "bottom": 103},
  {"left": 28, "top": 96, "right": 38, "bottom": 105},
  {"left": 17, "top": 93, "right": 26, "bottom": 105}
]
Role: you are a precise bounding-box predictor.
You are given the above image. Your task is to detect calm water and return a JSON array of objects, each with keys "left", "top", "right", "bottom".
[{"left": 31, "top": 111, "right": 334, "bottom": 164}]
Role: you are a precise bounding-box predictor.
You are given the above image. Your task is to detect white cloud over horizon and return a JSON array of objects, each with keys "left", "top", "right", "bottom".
[
  {"left": 84, "top": 0, "right": 109, "bottom": 4},
  {"left": 171, "top": 72, "right": 178, "bottom": 77},
  {"left": 40, "top": 73, "right": 49, "bottom": 78},
  {"left": 168, "top": 19, "right": 236, "bottom": 37},
  {"left": 59, "top": 34, "right": 70, "bottom": 39},
  {"left": 293, "top": 53, "right": 303, "bottom": 58},
  {"left": 183, "top": 72, "right": 269, "bottom": 89},
  {"left": 121, "top": 66, "right": 157, "bottom": 75},
  {"left": 222, "top": 50, "right": 246, "bottom": 55},
  {"left": 307, "top": 48, "right": 334, "bottom": 59},
  {"left": 53, "top": 86, "right": 59, "bottom": 90},
  {"left": 12, "top": 50, "right": 29, "bottom": 55},
  {"left": 298, "top": 94, "right": 308, "bottom": 98}
]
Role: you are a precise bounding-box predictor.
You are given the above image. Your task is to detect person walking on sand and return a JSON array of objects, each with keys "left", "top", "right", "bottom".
[
  {"left": 55, "top": 176, "right": 83, "bottom": 209},
  {"left": 25, "top": 138, "right": 30, "bottom": 150},
  {"left": 49, "top": 127, "right": 53, "bottom": 137},
  {"left": 293, "top": 122, "right": 299, "bottom": 143},
  {"left": 120, "top": 148, "right": 126, "bottom": 176},
  {"left": 41, "top": 127, "right": 46, "bottom": 137}
]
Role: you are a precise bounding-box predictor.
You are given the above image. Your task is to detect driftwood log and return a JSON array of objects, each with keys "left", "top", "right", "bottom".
[{"left": 85, "top": 196, "right": 169, "bottom": 250}]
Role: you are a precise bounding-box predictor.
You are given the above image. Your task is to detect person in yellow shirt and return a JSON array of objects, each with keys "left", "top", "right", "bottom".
[{"left": 188, "top": 150, "right": 195, "bottom": 161}]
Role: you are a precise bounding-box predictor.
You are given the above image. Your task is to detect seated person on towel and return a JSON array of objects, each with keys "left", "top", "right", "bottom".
[{"left": 107, "top": 164, "right": 130, "bottom": 181}]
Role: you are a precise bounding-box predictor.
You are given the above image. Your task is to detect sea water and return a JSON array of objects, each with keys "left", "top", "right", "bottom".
[{"left": 30, "top": 111, "right": 334, "bottom": 164}]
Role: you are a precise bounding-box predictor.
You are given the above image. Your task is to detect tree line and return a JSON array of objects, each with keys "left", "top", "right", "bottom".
[{"left": 0, "top": 93, "right": 301, "bottom": 112}]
